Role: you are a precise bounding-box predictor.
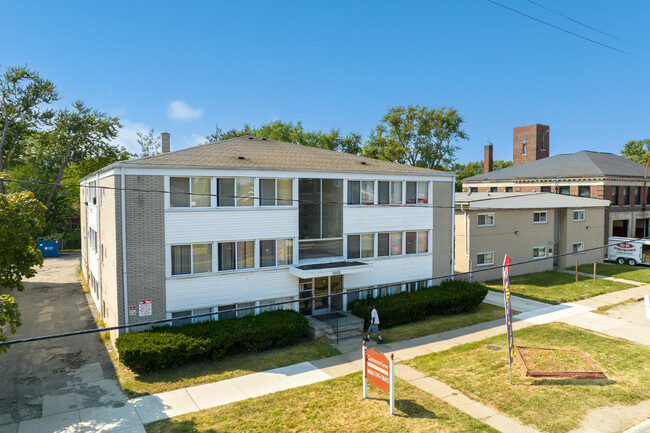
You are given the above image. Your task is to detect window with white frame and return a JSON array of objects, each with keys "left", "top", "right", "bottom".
[
  {"left": 171, "top": 243, "right": 212, "bottom": 275},
  {"left": 533, "top": 211, "right": 547, "bottom": 223},
  {"left": 170, "top": 177, "right": 211, "bottom": 208},
  {"left": 347, "top": 233, "right": 374, "bottom": 259},
  {"left": 217, "top": 177, "right": 254, "bottom": 207},
  {"left": 347, "top": 180, "right": 375, "bottom": 205},
  {"left": 236, "top": 302, "right": 255, "bottom": 318},
  {"left": 259, "top": 178, "right": 293, "bottom": 206},
  {"left": 259, "top": 238, "right": 294, "bottom": 267},
  {"left": 573, "top": 210, "right": 585, "bottom": 221},
  {"left": 477, "top": 252, "right": 494, "bottom": 266},
  {"left": 88, "top": 181, "right": 97, "bottom": 205},
  {"left": 405, "top": 231, "right": 429, "bottom": 254},
  {"left": 88, "top": 228, "right": 98, "bottom": 253},
  {"left": 533, "top": 246, "right": 546, "bottom": 259},
  {"left": 217, "top": 241, "right": 255, "bottom": 271},
  {"left": 377, "top": 181, "right": 403, "bottom": 205},
  {"left": 477, "top": 213, "right": 495, "bottom": 227},
  {"left": 405, "top": 181, "right": 428, "bottom": 204},
  {"left": 260, "top": 297, "right": 292, "bottom": 313},
  {"left": 573, "top": 242, "right": 584, "bottom": 253}
]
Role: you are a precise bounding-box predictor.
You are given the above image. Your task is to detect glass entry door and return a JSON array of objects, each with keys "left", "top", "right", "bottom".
[{"left": 299, "top": 275, "right": 343, "bottom": 315}]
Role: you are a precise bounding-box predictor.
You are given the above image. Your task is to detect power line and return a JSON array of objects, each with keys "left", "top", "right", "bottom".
[
  {"left": 526, "top": 0, "right": 629, "bottom": 44},
  {"left": 486, "top": 0, "right": 637, "bottom": 58},
  {"left": 0, "top": 236, "right": 645, "bottom": 348}
]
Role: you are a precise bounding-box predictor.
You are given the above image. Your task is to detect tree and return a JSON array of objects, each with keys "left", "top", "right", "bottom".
[
  {"left": 205, "top": 120, "right": 363, "bottom": 154},
  {"left": 362, "top": 105, "right": 468, "bottom": 170},
  {"left": 137, "top": 129, "right": 161, "bottom": 157},
  {"left": 621, "top": 139, "right": 650, "bottom": 165},
  {"left": 38, "top": 101, "right": 121, "bottom": 213},
  {"left": 0, "top": 66, "right": 59, "bottom": 192},
  {"left": 452, "top": 159, "right": 513, "bottom": 191},
  {"left": 0, "top": 180, "right": 46, "bottom": 352}
]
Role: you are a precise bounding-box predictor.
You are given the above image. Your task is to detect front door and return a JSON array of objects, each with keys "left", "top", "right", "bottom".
[
  {"left": 299, "top": 279, "right": 312, "bottom": 315},
  {"left": 299, "top": 275, "right": 343, "bottom": 315}
]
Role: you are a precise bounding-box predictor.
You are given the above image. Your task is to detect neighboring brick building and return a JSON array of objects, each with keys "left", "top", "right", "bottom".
[
  {"left": 463, "top": 124, "right": 649, "bottom": 242},
  {"left": 80, "top": 135, "right": 455, "bottom": 342}
]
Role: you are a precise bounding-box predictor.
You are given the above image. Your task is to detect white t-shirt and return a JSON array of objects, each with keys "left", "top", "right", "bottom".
[{"left": 371, "top": 308, "right": 380, "bottom": 325}]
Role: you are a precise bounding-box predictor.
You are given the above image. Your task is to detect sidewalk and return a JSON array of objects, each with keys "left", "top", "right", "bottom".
[{"left": 4, "top": 285, "right": 648, "bottom": 433}]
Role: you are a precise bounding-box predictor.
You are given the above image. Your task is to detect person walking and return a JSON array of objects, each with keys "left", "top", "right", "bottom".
[{"left": 364, "top": 304, "right": 383, "bottom": 343}]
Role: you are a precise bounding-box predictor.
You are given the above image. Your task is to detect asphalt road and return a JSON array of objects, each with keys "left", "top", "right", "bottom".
[{"left": 0, "top": 252, "right": 125, "bottom": 425}]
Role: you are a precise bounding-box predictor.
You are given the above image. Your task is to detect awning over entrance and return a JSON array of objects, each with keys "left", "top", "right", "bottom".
[{"left": 289, "top": 260, "right": 372, "bottom": 279}]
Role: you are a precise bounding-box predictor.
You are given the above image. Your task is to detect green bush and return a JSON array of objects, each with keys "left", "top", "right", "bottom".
[
  {"left": 350, "top": 279, "right": 488, "bottom": 328},
  {"left": 116, "top": 309, "right": 308, "bottom": 372}
]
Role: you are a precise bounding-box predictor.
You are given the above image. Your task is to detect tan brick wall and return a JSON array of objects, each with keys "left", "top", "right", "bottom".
[
  {"left": 558, "top": 208, "right": 605, "bottom": 268},
  {"left": 432, "top": 181, "right": 454, "bottom": 283}
]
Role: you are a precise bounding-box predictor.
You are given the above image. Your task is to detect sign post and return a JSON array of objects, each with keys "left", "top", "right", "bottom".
[
  {"left": 502, "top": 255, "right": 514, "bottom": 384},
  {"left": 363, "top": 343, "right": 395, "bottom": 415}
]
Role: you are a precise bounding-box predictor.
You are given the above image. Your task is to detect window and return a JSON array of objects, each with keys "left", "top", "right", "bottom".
[
  {"left": 391, "top": 181, "right": 402, "bottom": 204},
  {"left": 299, "top": 178, "right": 343, "bottom": 260},
  {"left": 171, "top": 310, "right": 192, "bottom": 326},
  {"left": 573, "top": 210, "right": 585, "bottom": 221},
  {"left": 218, "top": 304, "right": 236, "bottom": 320},
  {"left": 347, "top": 180, "right": 374, "bottom": 205},
  {"left": 540, "top": 186, "right": 551, "bottom": 193},
  {"left": 217, "top": 177, "right": 254, "bottom": 207},
  {"left": 378, "top": 182, "right": 390, "bottom": 205},
  {"left": 505, "top": 187, "right": 513, "bottom": 193},
  {"left": 612, "top": 186, "right": 619, "bottom": 206},
  {"left": 88, "top": 181, "right": 97, "bottom": 205},
  {"left": 236, "top": 302, "right": 255, "bottom": 318},
  {"left": 469, "top": 187, "right": 478, "bottom": 193},
  {"left": 477, "top": 252, "right": 494, "bottom": 266},
  {"left": 417, "top": 231, "right": 428, "bottom": 253},
  {"left": 237, "top": 241, "right": 255, "bottom": 269},
  {"left": 260, "top": 238, "right": 293, "bottom": 267},
  {"left": 405, "top": 231, "right": 428, "bottom": 254},
  {"left": 490, "top": 187, "right": 497, "bottom": 193},
  {"left": 171, "top": 243, "right": 212, "bottom": 275},
  {"left": 194, "top": 308, "right": 213, "bottom": 323},
  {"left": 406, "top": 181, "right": 428, "bottom": 204},
  {"left": 347, "top": 234, "right": 374, "bottom": 259},
  {"left": 477, "top": 213, "right": 495, "bottom": 227},
  {"left": 623, "top": 186, "right": 630, "bottom": 205},
  {"left": 522, "top": 141, "right": 527, "bottom": 155},
  {"left": 579, "top": 186, "right": 590, "bottom": 198},
  {"left": 558, "top": 186, "right": 570, "bottom": 195},
  {"left": 89, "top": 228, "right": 97, "bottom": 253},
  {"left": 634, "top": 186, "right": 641, "bottom": 205},
  {"left": 533, "top": 247, "right": 546, "bottom": 259},
  {"left": 377, "top": 233, "right": 390, "bottom": 256},
  {"left": 218, "top": 242, "right": 235, "bottom": 271},
  {"left": 390, "top": 232, "right": 402, "bottom": 255},
  {"left": 170, "top": 177, "right": 211, "bottom": 207},
  {"left": 533, "top": 211, "right": 547, "bottom": 224},
  {"left": 573, "top": 242, "right": 584, "bottom": 253},
  {"left": 260, "top": 178, "right": 293, "bottom": 206}
]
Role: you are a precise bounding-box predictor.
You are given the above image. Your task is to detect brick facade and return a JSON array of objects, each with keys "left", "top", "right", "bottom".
[
  {"left": 513, "top": 124, "right": 550, "bottom": 166},
  {"left": 483, "top": 144, "right": 493, "bottom": 174}
]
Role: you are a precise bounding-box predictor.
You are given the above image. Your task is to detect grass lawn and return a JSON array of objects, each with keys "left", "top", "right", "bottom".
[
  {"left": 485, "top": 270, "right": 634, "bottom": 304},
  {"left": 145, "top": 373, "right": 499, "bottom": 433},
  {"left": 408, "top": 323, "right": 650, "bottom": 433},
  {"left": 110, "top": 338, "right": 339, "bottom": 397},
  {"left": 570, "top": 262, "right": 650, "bottom": 284},
  {"left": 376, "top": 303, "right": 510, "bottom": 344}
]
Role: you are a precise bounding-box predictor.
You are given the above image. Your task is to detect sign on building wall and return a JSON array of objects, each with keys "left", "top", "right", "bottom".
[
  {"left": 129, "top": 305, "right": 137, "bottom": 316},
  {"left": 139, "top": 300, "right": 152, "bottom": 317},
  {"left": 362, "top": 341, "right": 395, "bottom": 414}
]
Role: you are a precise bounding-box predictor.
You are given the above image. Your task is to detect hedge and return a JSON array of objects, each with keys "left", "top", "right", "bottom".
[
  {"left": 116, "top": 309, "right": 308, "bottom": 372},
  {"left": 350, "top": 279, "right": 488, "bottom": 328}
]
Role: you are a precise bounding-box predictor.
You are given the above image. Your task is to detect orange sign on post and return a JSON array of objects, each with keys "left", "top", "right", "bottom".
[{"left": 362, "top": 341, "right": 395, "bottom": 414}]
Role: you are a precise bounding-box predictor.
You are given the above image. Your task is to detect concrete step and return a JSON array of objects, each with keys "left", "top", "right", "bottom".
[{"left": 326, "top": 328, "right": 364, "bottom": 343}]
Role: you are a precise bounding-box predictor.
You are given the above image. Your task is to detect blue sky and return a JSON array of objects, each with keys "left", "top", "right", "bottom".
[{"left": 2, "top": 0, "right": 649, "bottom": 164}]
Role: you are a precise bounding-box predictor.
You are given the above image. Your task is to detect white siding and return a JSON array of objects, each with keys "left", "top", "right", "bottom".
[
  {"left": 343, "top": 255, "right": 433, "bottom": 289},
  {"left": 166, "top": 269, "right": 297, "bottom": 311},
  {"left": 165, "top": 208, "right": 298, "bottom": 244},
  {"left": 344, "top": 206, "right": 433, "bottom": 233}
]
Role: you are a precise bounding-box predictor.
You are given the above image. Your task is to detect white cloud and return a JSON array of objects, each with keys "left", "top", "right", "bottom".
[
  {"left": 114, "top": 119, "right": 151, "bottom": 154},
  {"left": 167, "top": 100, "right": 203, "bottom": 121}
]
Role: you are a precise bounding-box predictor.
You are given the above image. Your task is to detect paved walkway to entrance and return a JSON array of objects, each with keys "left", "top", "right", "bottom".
[{"left": 3, "top": 284, "right": 649, "bottom": 433}]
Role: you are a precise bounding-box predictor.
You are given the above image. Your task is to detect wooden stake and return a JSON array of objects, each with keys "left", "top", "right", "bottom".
[
  {"left": 593, "top": 262, "right": 597, "bottom": 284},
  {"left": 362, "top": 340, "right": 367, "bottom": 399},
  {"left": 575, "top": 259, "right": 578, "bottom": 282}
]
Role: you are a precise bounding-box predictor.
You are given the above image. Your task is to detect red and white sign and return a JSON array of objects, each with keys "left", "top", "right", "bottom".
[
  {"left": 366, "top": 349, "right": 390, "bottom": 393},
  {"left": 129, "top": 305, "right": 137, "bottom": 316},
  {"left": 614, "top": 243, "right": 634, "bottom": 251},
  {"left": 139, "top": 300, "right": 152, "bottom": 317}
]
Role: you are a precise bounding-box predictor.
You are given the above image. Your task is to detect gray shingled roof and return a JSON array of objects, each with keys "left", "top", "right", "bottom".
[
  {"left": 455, "top": 192, "right": 610, "bottom": 209},
  {"left": 465, "top": 151, "right": 645, "bottom": 181},
  {"left": 118, "top": 136, "right": 447, "bottom": 176}
]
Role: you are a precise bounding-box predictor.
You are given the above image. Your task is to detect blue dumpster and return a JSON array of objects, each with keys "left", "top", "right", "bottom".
[{"left": 37, "top": 239, "right": 59, "bottom": 257}]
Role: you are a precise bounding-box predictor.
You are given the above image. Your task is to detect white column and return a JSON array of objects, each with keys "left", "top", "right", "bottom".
[{"left": 362, "top": 341, "right": 367, "bottom": 399}]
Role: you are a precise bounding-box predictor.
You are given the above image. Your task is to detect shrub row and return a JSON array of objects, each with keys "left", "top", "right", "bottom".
[
  {"left": 350, "top": 279, "right": 488, "bottom": 328},
  {"left": 115, "top": 309, "right": 308, "bottom": 372}
]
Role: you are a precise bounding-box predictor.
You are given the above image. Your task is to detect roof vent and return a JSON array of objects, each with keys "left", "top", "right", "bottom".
[
  {"left": 261, "top": 137, "right": 267, "bottom": 141},
  {"left": 248, "top": 136, "right": 254, "bottom": 140},
  {"left": 237, "top": 156, "right": 246, "bottom": 160},
  {"left": 360, "top": 161, "right": 367, "bottom": 165}
]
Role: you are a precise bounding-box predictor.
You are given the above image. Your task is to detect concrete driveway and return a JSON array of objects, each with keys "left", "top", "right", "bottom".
[{"left": 0, "top": 252, "right": 125, "bottom": 427}]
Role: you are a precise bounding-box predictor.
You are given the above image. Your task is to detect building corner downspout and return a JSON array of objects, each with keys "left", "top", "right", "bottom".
[
  {"left": 460, "top": 204, "right": 472, "bottom": 281},
  {"left": 450, "top": 182, "right": 455, "bottom": 281},
  {"left": 121, "top": 167, "right": 129, "bottom": 332}
]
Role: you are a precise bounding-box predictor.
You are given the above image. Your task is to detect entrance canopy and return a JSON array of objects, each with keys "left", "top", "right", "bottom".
[{"left": 289, "top": 260, "right": 372, "bottom": 279}]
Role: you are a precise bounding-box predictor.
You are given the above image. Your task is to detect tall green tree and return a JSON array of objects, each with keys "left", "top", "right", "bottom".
[
  {"left": 0, "top": 66, "right": 59, "bottom": 192},
  {"left": 137, "top": 128, "right": 161, "bottom": 157},
  {"left": 362, "top": 105, "right": 468, "bottom": 170},
  {"left": 621, "top": 139, "right": 650, "bottom": 165},
  {"left": 0, "top": 179, "right": 46, "bottom": 352}
]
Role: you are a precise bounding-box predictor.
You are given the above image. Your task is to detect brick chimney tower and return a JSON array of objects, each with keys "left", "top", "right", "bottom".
[
  {"left": 513, "top": 124, "right": 549, "bottom": 166},
  {"left": 161, "top": 132, "right": 171, "bottom": 153},
  {"left": 484, "top": 143, "right": 493, "bottom": 173}
]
